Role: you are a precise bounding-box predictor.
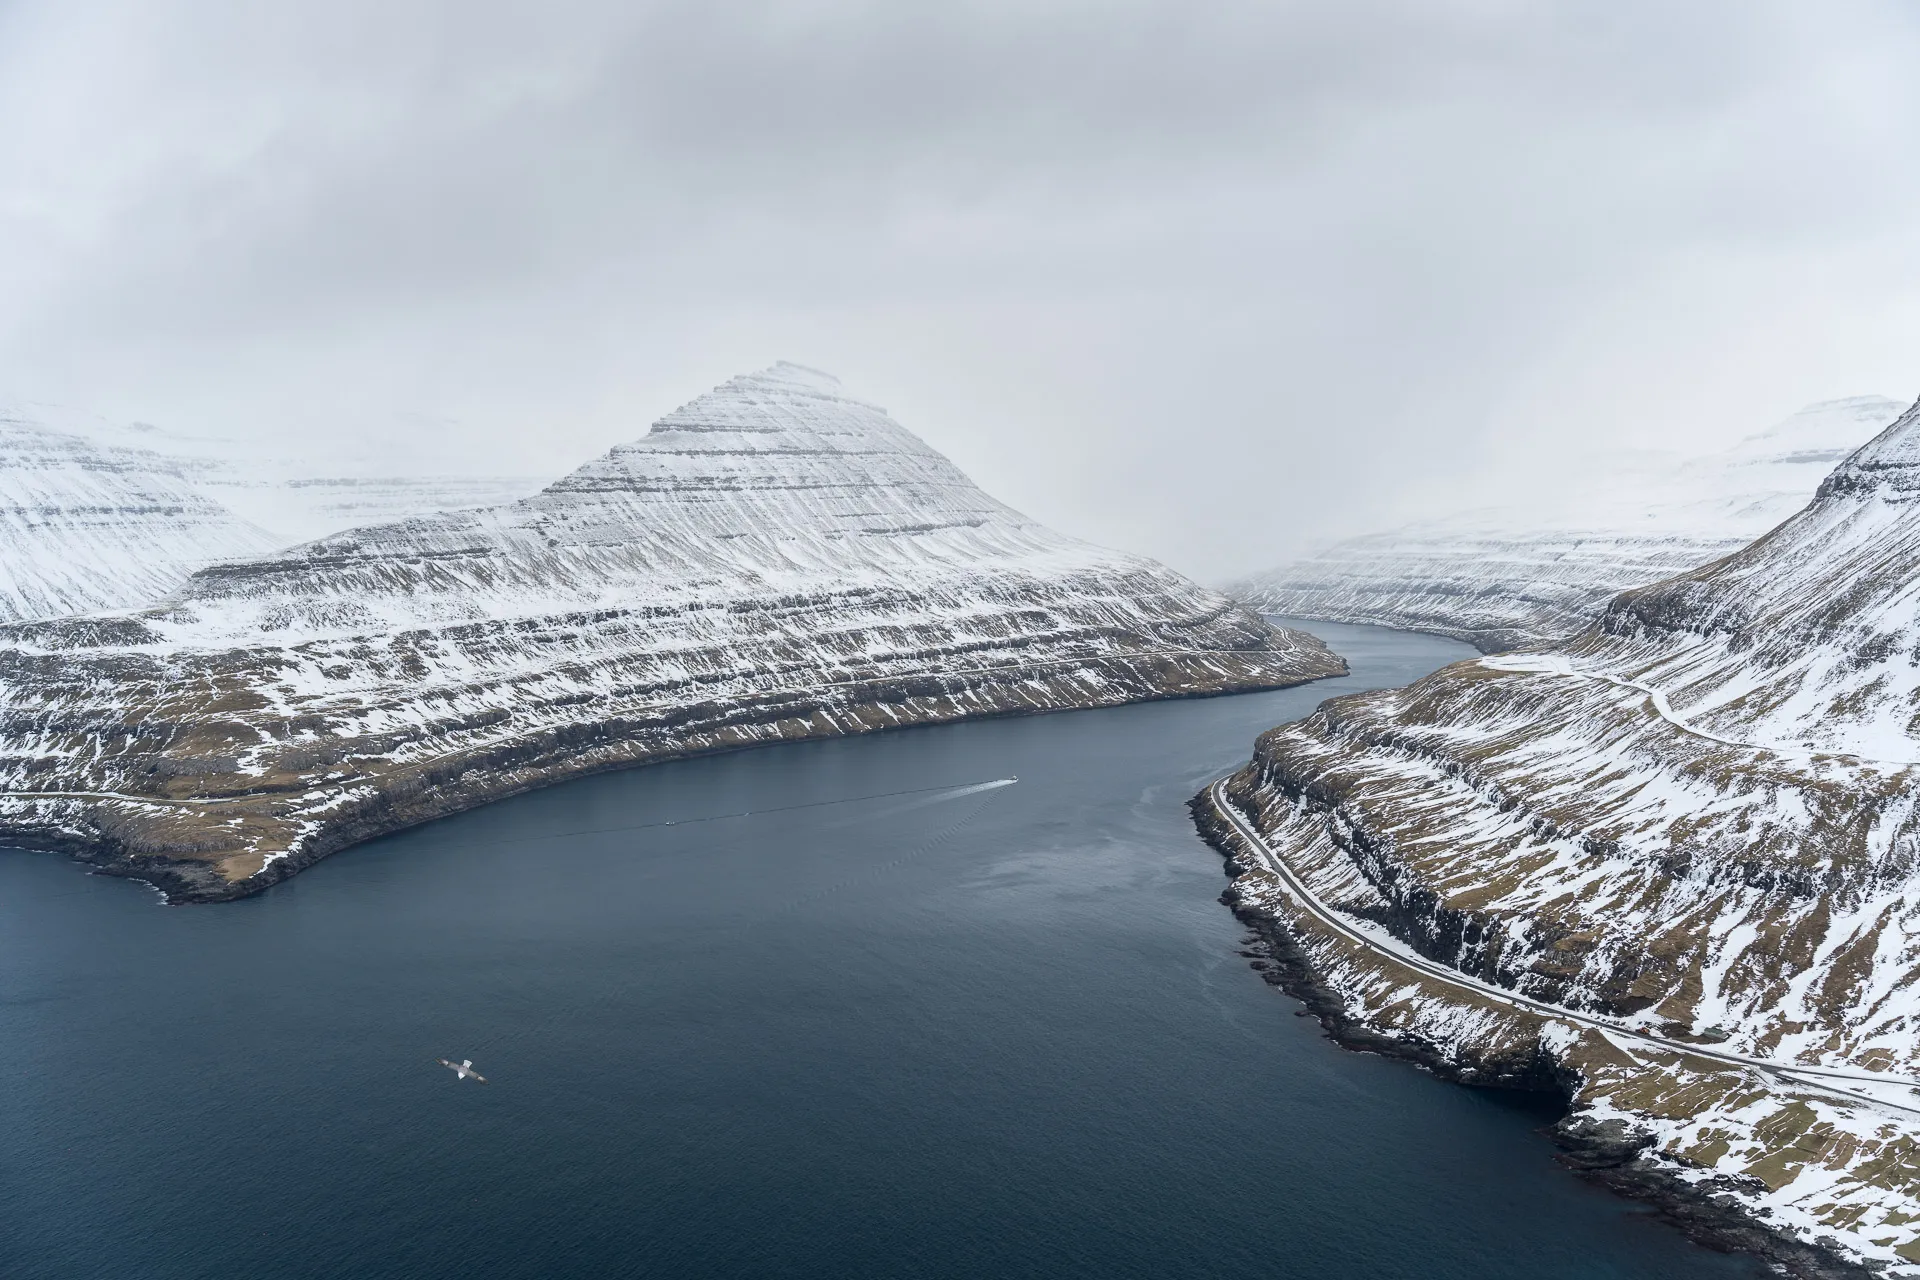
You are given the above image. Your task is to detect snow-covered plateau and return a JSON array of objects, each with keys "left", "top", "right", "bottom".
[
  {"left": 0, "top": 363, "right": 1342, "bottom": 901},
  {"left": 1233, "top": 396, "right": 1908, "bottom": 652},
  {"left": 1198, "top": 397, "right": 1920, "bottom": 1276},
  {"left": 0, "top": 408, "right": 282, "bottom": 624},
  {"left": 200, "top": 472, "right": 553, "bottom": 545},
  {"left": 17, "top": 402, "right": 554, "bottom": 544}
]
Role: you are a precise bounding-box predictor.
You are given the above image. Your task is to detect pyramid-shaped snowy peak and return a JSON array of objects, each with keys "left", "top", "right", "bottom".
[
  {"left": 0, "top": 364, "right": 1342, "bottom": 901},
  {"left": 170, "top": 363, "right": 1082, "bottom": 629},
  {"left": 530, "top": 362, "right": 1026, "bottom": 546}
]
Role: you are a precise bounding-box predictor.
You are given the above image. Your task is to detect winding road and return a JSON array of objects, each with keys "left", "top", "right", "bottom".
[
  {"left": 1479, "top": 652, "right": 1920, "bottom": 771},
  {"left": 0, "top": 789, "right": 225, "bottom": 807},
  {"left": 1206, "top": 776, "right": 1920, "bottom": 1119}
]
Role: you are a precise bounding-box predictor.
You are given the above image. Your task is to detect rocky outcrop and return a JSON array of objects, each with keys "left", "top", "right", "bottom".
[
  {"left": 1200, "top": 396, "right": 1920, "bottom": 1275},
  {"left": 1232, "top": 396, "right": 1906, "bottom": 651},
  {"left": 0, "top": 363, "right": 1343, "bottom": 900},
  {"left": 0, "top": 409, "right": 281, "bottom": 623}
]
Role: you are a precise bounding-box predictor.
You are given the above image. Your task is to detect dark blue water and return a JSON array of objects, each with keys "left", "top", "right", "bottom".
[{"left": 1, "top": 620, "right": 1758, "bottom": 1279}]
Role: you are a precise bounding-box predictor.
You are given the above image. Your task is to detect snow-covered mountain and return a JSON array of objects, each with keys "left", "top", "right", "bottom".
[
  {"left": 0, "top": 408, "right": 281, "bottom": 623},
  {"left": 1200, "top": 397, "right": 1920, "bottom": 1273},
  {"left": 45, "top": 410, "right": 552, "bottom": 543},
  {"left": 0, "top": 363, "right": 1342, "bottom": 901},
  {"left": 1233, "top": 396, "right": 1908, "bottom": 651},
  {"left": 206, "top": 472, "right": 552, "bottom": 543}
]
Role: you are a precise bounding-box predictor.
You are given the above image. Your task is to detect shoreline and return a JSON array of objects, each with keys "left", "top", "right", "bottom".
[
  {"left": 1, "top": 652, "right": 1345, "bottom": 903},
  {"left": 1188, "top": 788, "right": 1878, "bottom": 1280}
]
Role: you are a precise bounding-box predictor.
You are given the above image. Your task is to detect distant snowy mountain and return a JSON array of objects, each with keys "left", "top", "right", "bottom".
[
  {"left": 201, "top": 470, "right": 551, "bottom": 543},
  {"left": 1202, "top": 395, "right": 1920, "bottom": 1273},
  {"left": 85, "top": 415, "right": 550, "bottom": 543},
  {"left": 0, "top": 408, "right": 280, "bottom": 623},
  {"left": 1232, "top": 395, "right": 1908, "bottom": 651},
  {"left": 0, "top": 363, "right": 1342, "bottom": 901}
]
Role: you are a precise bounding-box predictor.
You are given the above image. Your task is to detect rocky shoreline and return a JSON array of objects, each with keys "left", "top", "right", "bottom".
[
  {"left": 1190, "top": 397, "right": 1920, "bottom": 1276},
  {"left": 1189, "top": 791, "right": 1880, "bottom": 1280},
  {"left": 3, "top": 649, "right": 1341, "bottom": 903},
  {"left": 0, "top": 363, "right": 1346, "bottom": 901}
]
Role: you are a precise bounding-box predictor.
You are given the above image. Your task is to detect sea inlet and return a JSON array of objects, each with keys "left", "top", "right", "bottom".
[{"left": 1, "top": 621, "right": 1761, "bottom": 1278}]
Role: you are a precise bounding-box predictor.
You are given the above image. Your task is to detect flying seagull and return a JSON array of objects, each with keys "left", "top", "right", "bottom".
[{"left": 437, "top": 1057, "right": 488, "bottom": 1083}]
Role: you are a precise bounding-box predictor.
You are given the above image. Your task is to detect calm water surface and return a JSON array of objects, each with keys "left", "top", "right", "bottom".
[{"left": 1, "top": 620, "right": 1760, "bottom": 1279}]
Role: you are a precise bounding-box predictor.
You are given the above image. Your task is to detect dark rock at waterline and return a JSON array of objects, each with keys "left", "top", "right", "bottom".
[
  {"left": 0, "top": 364, "right": 1344, "bottom": 901},
  {"left": 1189, "top": 785, "right": 1878, "bottom": 1280}
]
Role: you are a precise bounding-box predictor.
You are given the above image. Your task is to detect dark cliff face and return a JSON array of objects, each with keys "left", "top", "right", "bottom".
[
  {"left": 1816, "top": 400, "right": 1920, "bottom": 503},
  {"left": 0, "top": 363, "right": 1345, "bottom": 900}
]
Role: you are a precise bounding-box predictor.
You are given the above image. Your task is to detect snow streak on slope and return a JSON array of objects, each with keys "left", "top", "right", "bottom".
[
  {"left": 1208, "top": 396, "right": 1920, "bottom": 1274},
  {"left": 1592, "top": 398, "right": 1920, "bottom": 761},
  {"left": 1233, "top": 396, "right": 1907, "bottom": 652},
  {"left": 0, "top": 410, "right": 280, "bottom": 624},
  {"left": 0, "top": 363, "right": 1342, "bottom": 900}
]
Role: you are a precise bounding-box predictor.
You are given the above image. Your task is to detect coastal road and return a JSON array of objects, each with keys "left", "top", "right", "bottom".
[
  {"left": 0, "top": 789, "right": 227, "bottom": 807},
  {"left": 1479, "top": 652, "right": 1920, "bottom": 771},
  {"left": 1206, "top": 777, "right": 1920, "bottom": 1119}
]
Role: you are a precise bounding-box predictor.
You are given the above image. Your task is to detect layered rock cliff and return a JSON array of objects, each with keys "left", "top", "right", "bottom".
[
  {"left": 1200, "top": 397, "right": 1920, "bottom": 1275},
  {"left": 0, "top": 410, "right": 281, "bottom": 623},
  {"left": 1233, "top": 396, "right": 1906, "bottom": 652},
  {"left": 0, "top": 363, "right": 1342, "bottom": 900}
]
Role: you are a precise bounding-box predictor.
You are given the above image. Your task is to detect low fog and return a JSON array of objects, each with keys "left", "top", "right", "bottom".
[{"left": 4, "top": 0, "right": 1920, "bottom": 578}]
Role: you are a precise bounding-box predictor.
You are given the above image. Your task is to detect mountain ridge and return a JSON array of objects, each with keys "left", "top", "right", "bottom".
[
  {"left": 0, "top": 409, "right": 282, "bottom": 624},
  {"left": 1233, "top": 395, "right": 1909, "bottom": 652},
  {"left": 3, "top": 395, "right": 552, "bottom": 544},
  {"left": 0, "top": 363, "right": 1342, "bottom": 901},
  {"left": 1198, "top": 396, "right": 1920, "bottom": 1274}
]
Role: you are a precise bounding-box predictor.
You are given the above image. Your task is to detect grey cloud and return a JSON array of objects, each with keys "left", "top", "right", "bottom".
[{"left": 2, "top": 1, "right": 1919, "bottom": 576}]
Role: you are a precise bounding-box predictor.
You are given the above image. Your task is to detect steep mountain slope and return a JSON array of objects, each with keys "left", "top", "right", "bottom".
[
  {"left": 0, "top": 410, "right": 281, "bottom": 623},
  {"left": 0, "top": 363, "right": 1341, "bottom": 900},
  {"left": 1233, "top": 396, "right": 1906, "bottom": 651},
  {"left": 1198, "top": 398, "right": 1920, "bottom": 1275}
]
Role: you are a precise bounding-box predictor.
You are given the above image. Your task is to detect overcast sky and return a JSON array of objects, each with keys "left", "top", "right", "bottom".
[{"left": 4, "top": 1, "right": 1920, "bottom": 578}]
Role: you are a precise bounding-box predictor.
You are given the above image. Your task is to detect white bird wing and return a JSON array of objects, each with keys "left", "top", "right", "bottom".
[{"left": 433, "top": 1057, "right": 486, "bottom": 1081}]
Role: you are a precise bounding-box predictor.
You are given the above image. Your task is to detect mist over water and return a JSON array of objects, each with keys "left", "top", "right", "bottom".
[{"left": 0, "top": 622, "right": 1759, "bottom": 1279}]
